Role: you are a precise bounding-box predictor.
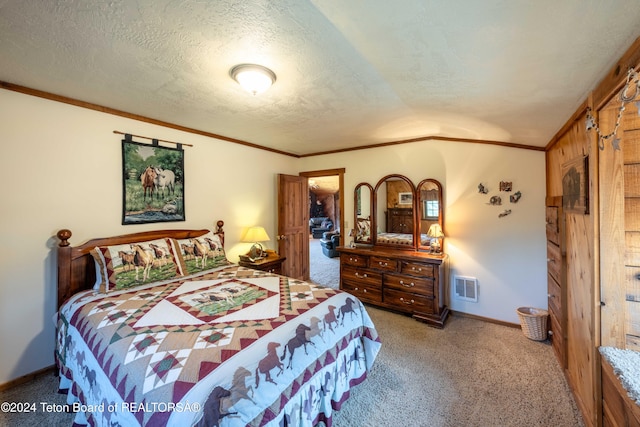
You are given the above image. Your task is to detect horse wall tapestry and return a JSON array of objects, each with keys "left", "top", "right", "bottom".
[{"left": 122, "top": 139, "right": 185, "bottom": 224}]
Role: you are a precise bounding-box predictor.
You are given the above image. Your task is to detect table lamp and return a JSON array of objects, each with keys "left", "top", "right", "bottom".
[
  {"left": 427, "top": 224, "right": 444, "bottom": 253},
  {"left": 242, "top": 226, "right": 271, "bottom": 260}
]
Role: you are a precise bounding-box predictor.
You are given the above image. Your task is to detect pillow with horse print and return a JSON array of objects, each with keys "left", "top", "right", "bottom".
[
  {"left": 171, "top": 231, "right": 231, "bottom": 276},
  {"left": 90, "top": 238, "right": 184, "bottom": 293}
]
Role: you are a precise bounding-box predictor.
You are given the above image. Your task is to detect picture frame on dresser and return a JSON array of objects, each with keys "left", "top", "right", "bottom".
[{"left": 398, "top": 192, "right": 413, "bottom": 205}]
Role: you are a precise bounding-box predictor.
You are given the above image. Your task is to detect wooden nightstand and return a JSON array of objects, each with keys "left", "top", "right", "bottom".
[{"left": 238, "top": 253, "right": 286, "bottom": 274}]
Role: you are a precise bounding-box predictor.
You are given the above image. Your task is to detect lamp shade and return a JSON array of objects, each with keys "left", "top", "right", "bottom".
[
  {"left": 230, "top": 64, "right": 276, "bottom": 95},
  {"left": 242, "top": 226, "right": 271, "bottom": 243},
  {"left": 426, "top": 224, "right": 444, "bottom": 238}
]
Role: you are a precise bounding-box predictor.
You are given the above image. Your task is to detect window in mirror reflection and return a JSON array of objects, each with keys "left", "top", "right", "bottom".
[
  {"left": 421, "top": 190, "right": 439, "bottom": 220},
  {"left": 423, "top": 200, "right": 439, "bottom": 219}
]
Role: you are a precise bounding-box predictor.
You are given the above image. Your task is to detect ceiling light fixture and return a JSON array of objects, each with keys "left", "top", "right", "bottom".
[{"left": 230, "top": 64, "right": 276, "bottom": 95}]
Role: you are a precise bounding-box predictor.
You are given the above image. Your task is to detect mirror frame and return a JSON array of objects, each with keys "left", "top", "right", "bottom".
[
  {"left": 353, "top": 174, "right": 443, "bottom": 252},
  {"left": 373, "top": 174, "right": 416, "bottom": 249},
  {"left": 416, "top": 178, "right": 444, "bottom": 252},
  {"left": 353, "top": 182, "right": 374, "bottom": 245}
]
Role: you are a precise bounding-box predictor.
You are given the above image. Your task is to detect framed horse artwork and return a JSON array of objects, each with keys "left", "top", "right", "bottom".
[{"left": 121, "top": 138, "right": 185, "bottom": 224}]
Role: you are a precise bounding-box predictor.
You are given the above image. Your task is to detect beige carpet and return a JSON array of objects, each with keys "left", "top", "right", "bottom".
[
  {"left": 331, "top": 307, "right": 584, "bottom": 427},
  {"left": 309, "top": 237, "right": 340, "bottom": 289},
  {"left": 0, "top": 307, "right": 583, "bottom": 427}
]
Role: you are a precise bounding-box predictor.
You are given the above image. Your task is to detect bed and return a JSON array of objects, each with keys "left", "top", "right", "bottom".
[
  {"left": 54, "top": 221, "right": 380, "bottom": 426},
  {"left": 376, "top": 232, "right": 432, "bottom": 246}
]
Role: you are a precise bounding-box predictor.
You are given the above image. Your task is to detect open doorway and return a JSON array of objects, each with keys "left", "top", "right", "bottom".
[{"left": 299, "top": 169, "right": 344, "bottom": 289}]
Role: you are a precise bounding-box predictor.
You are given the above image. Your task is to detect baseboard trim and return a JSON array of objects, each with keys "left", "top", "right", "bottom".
[
  {"left": 451, "top": 310, "right": 521, "bottom": 329},
  {"left": 0, "top": 365, "right": 56, "bottom": 392}
]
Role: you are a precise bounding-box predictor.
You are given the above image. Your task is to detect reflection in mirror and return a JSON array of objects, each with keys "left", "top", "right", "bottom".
[
  {"left": 354, "top": 183, "right": 373, "bottom": 244},
  {"left": 374, "top": 175, "right": 415, "bottom": 248},
  {"left": 417, "top": 179, "right": 443, "bottom": 251}
]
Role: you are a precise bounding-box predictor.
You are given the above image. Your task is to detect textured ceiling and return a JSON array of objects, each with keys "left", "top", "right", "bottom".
[{"left": 1, "top": 1, "right": 640, "bottom": 155}]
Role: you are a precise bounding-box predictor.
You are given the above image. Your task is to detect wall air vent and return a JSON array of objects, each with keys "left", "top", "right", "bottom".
[{"left": 454, "top": 276, "right": 478, "bottom": 302}]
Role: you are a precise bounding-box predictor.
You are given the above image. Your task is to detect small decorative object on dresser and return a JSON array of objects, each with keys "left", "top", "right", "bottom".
[
  {"left": 426, "top": 224, "right": 444, "bottom": 253},
  {"left": 238, "top": 250, "right": 286, "bottom": 274},
  {"left": 241, "top": 225, "right": 271, "bottom": 260}
]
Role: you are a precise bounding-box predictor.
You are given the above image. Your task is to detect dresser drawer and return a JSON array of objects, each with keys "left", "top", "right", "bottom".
[
  {"left": 341, "top": 265, "right": 382, "bottom": 287},
  {"left": 547, "top": 274, "right": 562, "bottom": 318},
  {"left": 547, "top": 241, "right": 561, "bottom": 283},
  {"left": 385, "top": 273, "right": 434, "bottom": 296},
  {"left": 341, "top": 281, "right": 382, "bottom": 304},
  {"left": 546, "top": 206, "right": 559, "bottom": 245},
  {"left": 370, "top": 256, "right": 398, "bottom": 272},
  {"left": 549, "top": 310, "right": 565, "bottom": 366},
  {"left": 400, "top": 261, "right": 434, "bottom": 278},
  {"left": 384, "top": 288, "right": 435, "bottom": 314},
  {"left": 341, "top": 253, "right": 368, "bottom": 267}
]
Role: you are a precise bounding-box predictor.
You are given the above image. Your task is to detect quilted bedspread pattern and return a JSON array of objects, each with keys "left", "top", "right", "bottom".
[{"left": 56, "top": 265, "right": 380, "bottom": 426}]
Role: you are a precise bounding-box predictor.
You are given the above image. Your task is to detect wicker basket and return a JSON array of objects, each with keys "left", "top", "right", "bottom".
[{"left": 516, "top": 307, "right": 549, "bottom": 341}]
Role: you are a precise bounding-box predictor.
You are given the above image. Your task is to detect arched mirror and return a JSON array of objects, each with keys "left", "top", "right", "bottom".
[
  {"left": 417, "top": 179, "right": 444, "bottom": 252},
  {"left": 373, "top": 174, "right": 416, "bottom": 248},
  {"left": 353, "top": 183, "right": 373, "bottom": 245}
]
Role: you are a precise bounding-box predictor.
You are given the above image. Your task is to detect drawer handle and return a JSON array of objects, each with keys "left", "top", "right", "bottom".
[
  {"left": 378, "top": 261, "right": 388, "bottom": 267},
  {"left": 399, "top": 297, "right": 415, "bottom": 305},
  {"left": 411, "top": 267, "right": 422, "bottom": 272},
  {"left": 354, "top": 272, "right": 368, "bottom": 278},
  {"left": 547, "top": 258, "right": 555, "bottom": 263},
  {"left": 400, "top": 280, "right": 415, "bottom": 287},
  {"left": 349, "top": 257, "right": 358, "bottom": 262}
]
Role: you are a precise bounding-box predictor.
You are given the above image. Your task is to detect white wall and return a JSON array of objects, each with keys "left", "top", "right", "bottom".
[
  {"left": 0, "top": 88, "right": 547, "bottom": 385},
  {"left": 299, "top": 140, "right": 547, "bottom": 324},
  {"left": 0, "top": 90, "right": 297, "bottom": 384}
]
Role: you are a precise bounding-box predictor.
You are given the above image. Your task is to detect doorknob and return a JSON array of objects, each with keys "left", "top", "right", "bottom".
[{"left": 277, "top": 235, "right": 287, "bottom": 240}]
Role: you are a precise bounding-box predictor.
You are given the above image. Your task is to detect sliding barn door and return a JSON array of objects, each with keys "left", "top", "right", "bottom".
[{"left": 277, "top": 174, "right": 309, "bottom": 280}]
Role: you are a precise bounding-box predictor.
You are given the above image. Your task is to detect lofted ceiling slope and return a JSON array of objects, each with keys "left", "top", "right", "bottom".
[{"left": 1, "top": 1, "right": 640, "bottom": 156}]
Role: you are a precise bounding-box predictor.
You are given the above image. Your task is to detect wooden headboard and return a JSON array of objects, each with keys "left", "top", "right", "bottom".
[{"left": 56, "top": 220, "right": 224, "bottom": 309}]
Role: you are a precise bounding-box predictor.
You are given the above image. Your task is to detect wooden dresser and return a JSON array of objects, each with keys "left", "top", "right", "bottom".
[
  {"left": 338, "top": 245, "right": 449, "bottom": 328},
  {"left": 546, "top": 196, "right": 566, "bottom": 367},
  {"left": 386, "top": 208, "right": 413, "bottom": 233}
]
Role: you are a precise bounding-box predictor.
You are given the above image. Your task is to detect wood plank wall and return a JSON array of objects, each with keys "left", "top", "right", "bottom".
[
  {"left": 546, "top": 115, "right": 598, "bottom": 427},
  {"left": 621, "top": 103, "right": 640, "bottom": 350},
  {"left": 599, "top": 99, "right": 628, "bottom": 350},
  {"left": 600, "top": 97, "right": 640, "bottom": 351},
  {"left": 546, "top": 36, "right": 640, "bottom": 427}
]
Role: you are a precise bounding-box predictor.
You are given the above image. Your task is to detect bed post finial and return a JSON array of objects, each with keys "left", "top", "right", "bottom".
[
  {"left": 57, "top": 229, "right": 72, "bottom": 247},
  {"left": 216, "top": 220, "right": 224, "bottom": 232}
]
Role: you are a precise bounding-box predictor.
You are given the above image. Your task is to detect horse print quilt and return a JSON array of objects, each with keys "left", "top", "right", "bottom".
[{"left": 56, "top": 264, "right": 381, "bottom": 426}]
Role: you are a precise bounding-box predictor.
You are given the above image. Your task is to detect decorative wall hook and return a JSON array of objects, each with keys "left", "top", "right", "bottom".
[
  {"left": 489, "top": 195, "right": 502, "bottom": 206},
  {"left": 586, "top": 67, "right": 640, "bottom": 151},
  {"left": 499, "top": 209, "right": 512, "bottom": 218},
  {"left": 478, "top": 183, "right": 488, "bottom": 194},
  {"left": 510, "top": 191, "right": 522, "bottom": 203}
]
